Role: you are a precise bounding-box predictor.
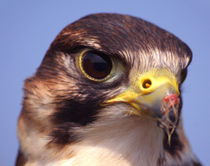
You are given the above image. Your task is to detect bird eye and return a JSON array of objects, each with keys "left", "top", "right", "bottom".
[{"left": 79, "top": 51, "right": 113, "bottom": 81}]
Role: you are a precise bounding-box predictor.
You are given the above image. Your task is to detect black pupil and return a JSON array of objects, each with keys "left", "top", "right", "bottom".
[{"left": 82, "top": 52, "right": 112, "bottom": 79}]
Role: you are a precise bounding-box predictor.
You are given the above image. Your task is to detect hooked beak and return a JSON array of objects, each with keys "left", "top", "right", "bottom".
[{"left": 105, "top": 69, "right": 181, "bottom": 144}]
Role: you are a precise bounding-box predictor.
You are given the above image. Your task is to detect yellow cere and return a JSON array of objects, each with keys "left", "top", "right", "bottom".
[
  {"left": 138, "top": 69, "right": 179, "bottom": 95},
  {"left": 105, "top": 68, "right": 180, "bottom": 114}
]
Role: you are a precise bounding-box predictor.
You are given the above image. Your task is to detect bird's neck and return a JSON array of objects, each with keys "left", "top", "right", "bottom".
[
  {"left": 74, "top": 117, "right": 164, "bottom": 166},
  {"left": 67, "top": 116, "right": 200, "bottom": 166},
  {"left": 18, "top": 115, "right": 200, "bottom": 166}
]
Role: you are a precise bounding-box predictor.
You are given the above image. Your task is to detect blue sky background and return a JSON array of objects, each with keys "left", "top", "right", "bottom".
[{"left": 1, "top": 0, "right": 210, "bottom": 165}]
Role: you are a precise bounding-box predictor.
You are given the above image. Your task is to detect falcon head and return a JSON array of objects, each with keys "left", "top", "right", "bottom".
[{"left": 16, "top": 13, "right": 201, "bottom": 166}]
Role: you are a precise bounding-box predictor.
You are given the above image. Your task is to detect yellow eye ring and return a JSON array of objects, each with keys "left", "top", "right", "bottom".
[{"left": 78, "top": 50, "right": 114, "bottom": 82}]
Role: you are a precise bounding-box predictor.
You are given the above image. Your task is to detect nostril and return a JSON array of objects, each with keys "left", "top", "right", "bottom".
[{"left": 142, "top": 79, "right": 152, "bottom": 89}]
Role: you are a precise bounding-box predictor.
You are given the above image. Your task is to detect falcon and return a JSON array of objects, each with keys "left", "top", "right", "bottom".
[{"left": 16, "top": 13, "right": 202, "bottom": 166}]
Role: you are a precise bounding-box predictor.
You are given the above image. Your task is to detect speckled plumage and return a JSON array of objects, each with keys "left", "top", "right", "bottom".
[{"left": 16, "top": 13, "right": 201, "bottom": 166}]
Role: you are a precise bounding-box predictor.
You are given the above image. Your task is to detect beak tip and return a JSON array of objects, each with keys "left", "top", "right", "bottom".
[{"left": 157, "top": 93, "right": 180, "bottom": 145}]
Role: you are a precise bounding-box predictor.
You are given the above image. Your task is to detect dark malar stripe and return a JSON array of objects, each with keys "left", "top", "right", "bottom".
[
  {"left": 49, "top": 98, "right": 101, "bottom": 145},
  {"left": 52, "top": 99, "right": 100, "bottom": 126},
  {"left": 48, "top": 122, "right": 80, "bottom": 145}
]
